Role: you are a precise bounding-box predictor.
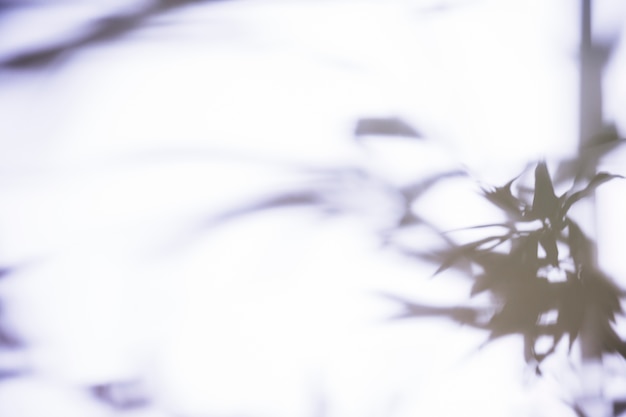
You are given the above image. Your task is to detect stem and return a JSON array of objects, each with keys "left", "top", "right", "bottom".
[
  {"left": 577, "top": 1, "right": 611, "bottom": 416},
  {"left": 578, "top": 0, "right": 604, "bottom": 363}
]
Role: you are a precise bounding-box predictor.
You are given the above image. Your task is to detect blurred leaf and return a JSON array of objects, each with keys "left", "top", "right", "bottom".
[
  {"left": 0, "top": 268, "right": 20, "bottom": 348},
  {"left": 0, "top": 268, "right": 10, "bottom": 279},
  {"left": 531, "top": 161, "right": 559, "bottom": 219},
  {"left": 395, "top": 170, "right": 466, "bottom": 229},
  {"left": 399, "top": 170, "right": 466, "bottom": 202},
  {"left": 91, "top": 380, "right": 148, "bottom": 410},
  {"left": 603, "top": 324, "right": 626, "bottom": 360},
  {"left": 566, "top": 219, "right": 593, "bottom": 266},
  {"left": 380, "top": 293, "right": 482, "bottom": 326},
  {"left": 558, "top": 277, "right": 585, "bottom": 351},
  {"left": 513, "top": 232, "right": 540, "bottom": 268},
  {"left": 432, "top": 234, "right": 510, "bottom": 275},
  {"left": 614, "top": 400, "right": 626, "bottom": 416},
  {"left": 1, "top": 0, "right": 227, "bottom": 69},
  {"left": 583, "top": 270, "right": 624, "bottom": 318},
  {"left": 561, "top": 172, "right": 624, "bottom": 216},
  {"left": 0, "top": 328, "right": 20, "bottom": 348},
  {"left": 443, "top": 222, "right": 513, "bottom": 233},
  {"left": 554, "top": 124, "right": 625, "bottom": 185},
  {"left": 539, "top": 231, "right": 559, "bottom": 267},
  {"left": 481, "top": 176, "right": 525, "bottom": 219},
  {"left": 354, "top": 117, "right": 422, "bottom": 139},
  {"left": 589, "top": 123, "right": 622, "bottom": 147},
  {"left": 487, "top": 278, "right": 554, "bottom": 353},
  {"left": 209, "top": 191, "right": 324, "bottom": 226}
]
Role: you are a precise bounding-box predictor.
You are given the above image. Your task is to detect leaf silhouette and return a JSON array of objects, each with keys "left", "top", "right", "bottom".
[
  {"left": 354, "top": 117, "right": 422, "bottom": 139},
  {"left": 394, "top": 170, "right": 466, "bottom": 229},
  {"left": 614, "top": 400, "right": 626, "bottom": 417},
  {"left": 553, "top": 124, "right": 624, "bottom": 185},
  {"left": 91, "top": 380, "right": 149, "bottom": 410},
  {"left": 380, "top": 293, "right": 482, "bottom": 326},
  {"left": 399, "top": 170, "right": 466, "bottom": 202},
  {"left": 531, "top": 161, "right": 559, "bottom": 219},
  {"left": 539, "top": 230, "right": 559, "bottom": 267},
  {"left": 561, "top": 172, "right": 624, "bottom": 216},
  {"left": 557, "top": 277, "right": 585, "bottom": 351},
  {"left": 432, "top": 234, "right": 511, "bottom": 276},
  {"left": 481, "top": 175, "right": 525, "bottom": 219},
  {"left": 513, "top": 232, "right": 540, "bottom": 268},
  {"left": 566, "top": 219, "right": 593, "bottom": 266},
  {"left": 1, "top": 0, "right": 228, "bottom": 69},
  {"left": 602, "top": 323, "right": 626, "bottom": 360}
]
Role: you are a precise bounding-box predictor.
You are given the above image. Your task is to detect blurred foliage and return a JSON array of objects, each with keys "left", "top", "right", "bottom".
[
  {"left": 0, "top": 0, "right": 227, "bottom": 70},
  {"left": 394, "top": 160, "right": 626, "bottom": 371},
  {"left": 200, "top": 114, "right": 626, "bottom": 373}
]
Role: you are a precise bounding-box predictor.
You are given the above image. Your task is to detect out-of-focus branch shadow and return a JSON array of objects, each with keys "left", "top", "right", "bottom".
[
  {"left": 0, "top": 0, "right": 229, "bottom": 70},
  {"left": 0, "top": 267, "right": 19, "bottom": 348},
  {"left": 90, "top": 380, "right": 150, "bottom": 410},
  {"left": 354, "top": 117, "right": 422, "bottom": 140},
  {"left": 0, "top": 267, "right": 24, "bottom": 381}
]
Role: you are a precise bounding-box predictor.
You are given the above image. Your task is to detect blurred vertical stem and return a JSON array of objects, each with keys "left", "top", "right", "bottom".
[{"left": 577, "top": 0, "right": 610, "bottom": 416}]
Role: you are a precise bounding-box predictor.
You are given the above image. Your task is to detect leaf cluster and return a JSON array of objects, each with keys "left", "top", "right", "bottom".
[{"left": 408, "top": 161, "right": 625, "bottom": 366}]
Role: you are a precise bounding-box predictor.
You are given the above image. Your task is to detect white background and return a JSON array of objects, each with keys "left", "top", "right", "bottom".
[{"left": 0, "top": 1, "right": 625, "bottom": 416}]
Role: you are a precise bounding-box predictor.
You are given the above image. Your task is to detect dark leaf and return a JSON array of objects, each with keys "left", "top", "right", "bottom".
[
  {"left": 561, "top": 172, "right": 624, "bottom": 216},
  {"left": 486, "top": 277, "right": 554, "bottom": 346},
  {"left": 531, "top": 161, "right": 559, "bottom": 219},
  {"left": 530, "top": 333, "right": 560, "bottom": 365},
  {"left": 553, "top": 124, "right": 624, "bottom": 185},
  {"left": 590, "top": 124, "right": 621, "bottom": 147},
  {"left": 614, "top": 400, "right": 626, "bottom": 416},
  {"left": 443, "top": 222, "right": 513, "bottom": 233},
  {"left": 512, "top": 232, "right": 540, "bottom": 269},
  {"left": 380, "top": 293, "right": 482, "bottom": 326},
  {"left": 603, "top": 325, "right": 626, "bottom": 360},
  {"left": 433, "top": 234, "right": 510, "bottom": 275},
  {"left": 1, "top": 0, "right": 227, "bottom": 70},
  {"left": 566, "top": 220, "right": 593, "bottom": 266},
  {"left": 470, "top": 244, "right": 540, "bottom": 297},
  {"left": 583, "top": 270, "right": 624, "bottom": 318},
  {"left": 539, "top": 231, "right": 559, "bottom": 267},
  {"left": 470, "top": 273, "right": 496, "bottom": 296},
  {"left": 558, "top": 277, "right": 585, "bottom": 351},
  {"left": 482, "top": 176, "right": 524, "bottom": 218}
]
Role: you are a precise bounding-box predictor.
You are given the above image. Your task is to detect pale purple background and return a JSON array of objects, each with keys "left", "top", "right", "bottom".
[{"left": 0, "top": 1, "right": 626, "bottom": 416}]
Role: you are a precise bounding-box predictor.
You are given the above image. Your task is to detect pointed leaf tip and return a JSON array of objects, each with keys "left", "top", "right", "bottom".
[
  {"left": 561, "top": 172, "right": 624, "bottom": 215},
  {"left": 532, "top": 161, "right": 559, "bottom": 218}
]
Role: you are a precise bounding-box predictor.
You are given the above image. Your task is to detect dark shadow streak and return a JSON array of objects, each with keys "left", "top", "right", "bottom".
[
  {"left": 1, "top": 0, "right": 229, "bottom": 70},
  {"left": 90, "top": 380, "right": 150, "bottom": 410}
]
